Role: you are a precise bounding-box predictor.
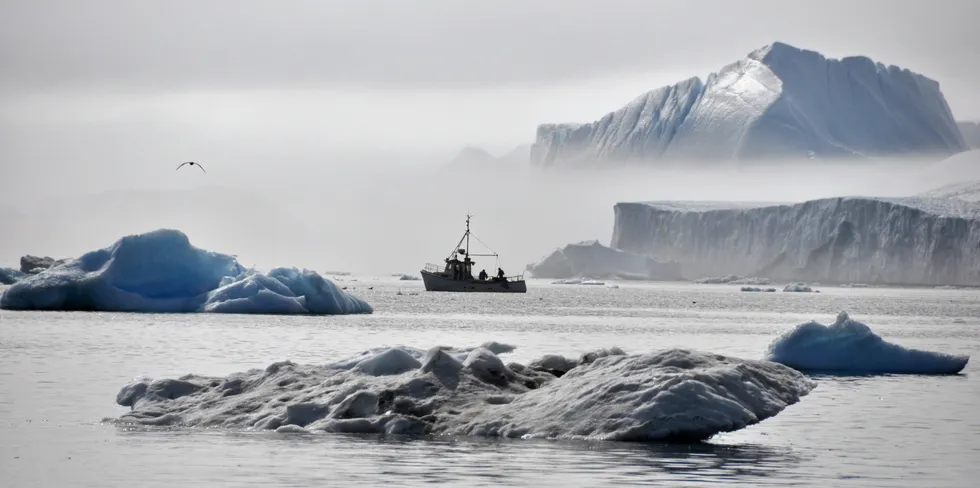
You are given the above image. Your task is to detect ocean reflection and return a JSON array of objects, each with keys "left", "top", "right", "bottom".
[{"left": 112, "top": 429, "right": 807, "bottom": 486}]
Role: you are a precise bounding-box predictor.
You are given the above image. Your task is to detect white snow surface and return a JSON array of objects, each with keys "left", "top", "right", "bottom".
[
  {"left": 110, "top": 344, "right": 815, "bottom": 443},
  {"left": 531, "top": 42, "right": 966, "bottom": 166},
  {"left": 766, "top": 311, "right": 970, "bottom": 374},
  {"left": 918, "top": 180, "right": 980, "bottom": 202},
  {"left": 612, "top": 195, "right": 980, "bottom": 286},
  {"left": 526, "top": 240, "right": 681, "bottom": 281},
  {"left": 0, "top": 229, "right": 372, "bottom": 315}
]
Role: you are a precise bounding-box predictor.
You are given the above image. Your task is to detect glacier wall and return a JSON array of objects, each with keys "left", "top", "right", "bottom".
[
  {"left": 959, "top": 121, "right": 980, "bottom": 149},
  {"left": 532, "top": 42, "right": 967, "bottom": 166},
  {"left": 611, "top": 197, "right": 980, "bottom": 286}
]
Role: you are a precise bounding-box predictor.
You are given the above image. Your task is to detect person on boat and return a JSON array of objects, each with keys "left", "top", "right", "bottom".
[
  {"left": 497, "top": 267, "right": 505, "bottom": 280},
  {"left": 478, "top": 269, "right": 488, "bottom": 281}
]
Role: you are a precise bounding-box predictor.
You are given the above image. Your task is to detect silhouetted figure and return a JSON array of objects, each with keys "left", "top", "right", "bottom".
[
  {"left": 497, "top": 267, "right": 505, "bottom": 279},
  {"left": 478, "top": 269, "right": 488, "bottom": 281},
  {"left": 176, "top": 161, "right": 206, "bottom": 173}
]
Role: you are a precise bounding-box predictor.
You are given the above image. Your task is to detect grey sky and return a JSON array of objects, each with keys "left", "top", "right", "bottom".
[
  {"left": 1, "top": 0, "right": 979, "bottom": 272},
  {"left": 2, "top": 0, "right": 979, "bottom": 97}
]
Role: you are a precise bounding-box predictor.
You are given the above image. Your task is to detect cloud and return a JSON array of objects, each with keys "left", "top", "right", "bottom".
[{"left": 2, "top": 0, "right": 979, "bottom": 93}]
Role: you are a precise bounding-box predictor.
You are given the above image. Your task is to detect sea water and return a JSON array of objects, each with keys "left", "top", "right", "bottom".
[{"left": 1, "top": 279, "right": 977, "bottom": 487}]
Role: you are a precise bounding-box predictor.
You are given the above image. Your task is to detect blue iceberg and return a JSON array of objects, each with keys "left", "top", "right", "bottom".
[
  {"left": 0, "top": 267, "right": 25, "bottom": 285},
  {"left": 0, "top": 229, "right": 372, "bottom": 315},
  {"left": 765, "top": 311, "right": 969, "bottom": 375}
]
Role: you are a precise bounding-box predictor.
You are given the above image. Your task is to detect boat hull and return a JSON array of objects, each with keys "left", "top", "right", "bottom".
[{"left": 420, "top": 271, "right": 527, "bottom": 293}]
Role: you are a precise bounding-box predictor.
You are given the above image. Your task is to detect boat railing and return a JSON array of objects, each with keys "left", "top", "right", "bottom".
[
  {"left": 505, "top": 274, "right": 525, "bottom": 282},
  {"left": 423, "top": 263, "right": 443, "bottom": 273}
]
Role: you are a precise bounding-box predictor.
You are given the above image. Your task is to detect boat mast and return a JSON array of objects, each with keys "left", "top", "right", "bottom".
[{"left": 465, "top": 213, "right": 471, "bottom": 260}]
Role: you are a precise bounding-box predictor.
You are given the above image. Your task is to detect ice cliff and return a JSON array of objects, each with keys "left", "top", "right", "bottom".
[
  {"left": 532, "top": 42, "right": 967, "bottom": 166},
  {"left": 526, "top": 240, "right": 682, "bottom": 281},
  {"left": 959, "top": 121, "right": 980, "bottom": 149},
  {"left": 110, "top": 344, "right": 815, "bottom": 442},
  {"left": 0, "top": 229, "right": 372, "bottom": 315},
  {"left": 611, "top": 195, "right": 980, "bottom": 286}
]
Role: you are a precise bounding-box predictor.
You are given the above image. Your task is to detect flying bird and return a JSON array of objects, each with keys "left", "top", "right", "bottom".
[{"left": 176, "top": 161, "right": 206, "bottom": 173}]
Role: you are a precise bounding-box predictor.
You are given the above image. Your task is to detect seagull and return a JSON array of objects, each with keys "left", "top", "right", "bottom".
[{"left": 176, "top": 161, "right": 206, "bottom": 173}]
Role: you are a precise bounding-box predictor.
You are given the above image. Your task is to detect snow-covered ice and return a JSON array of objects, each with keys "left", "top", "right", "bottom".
[
  {"left": 613, "top": 195, "right": 980, "bottom": 287},
  {"left": 0, "top": 229, "right": 372, "bottom": 315},
  {"left": 766, "top": 311, "right": 970, "bottom": 375},
  {"left": 110, "top": 344, "right": 815, "bottom": 443},
  {"left": 918, "top": 180, "right": 980, "bottom": 202},
  {"left": 532, "top": 42, "right": 966, "bottom": 166},
  {"left": 527, "top": 240, "right": 681, "bottom": 281}
]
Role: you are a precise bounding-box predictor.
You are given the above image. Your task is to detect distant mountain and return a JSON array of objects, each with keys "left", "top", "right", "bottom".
[
  {"left": 532, "top": 42, "right": 967, "bottom": 167},
  {"left": 958, "top": 121, "right": 980, "bottom": 149}
]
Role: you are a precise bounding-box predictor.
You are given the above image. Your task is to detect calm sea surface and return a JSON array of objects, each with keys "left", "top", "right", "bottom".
[{"left": 1, "top": 279, "right": 978, "bottom": 487}]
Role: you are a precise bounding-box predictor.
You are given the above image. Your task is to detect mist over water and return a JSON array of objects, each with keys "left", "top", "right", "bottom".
[{"left": 1, "top": 150, "right": 973, "bottom": 276}]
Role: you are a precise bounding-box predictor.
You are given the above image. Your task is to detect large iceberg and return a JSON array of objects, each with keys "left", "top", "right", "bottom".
[
  {"left": 526, "top": 240, "right": 682, "bottom": 281},
  {"left": 766, "top": 311, "right": 969, "bottom": 375},
  {"left": 959, "top": 121, "right": 980, "bottom": 149},
  {"left": 110, "top": 344, "right": 815, "bottom": 442},
  {"left": 917, "top": 180, "right": 980, "bottom": 202},
  {"left": 0, "top": 229, "right": 372, "bottom": 315},
  {"left": 611, "top": 195, "right": 980, "bottom": 287},
  {"left": 532, "top": 42, "right": 967, "bottom": 166}
]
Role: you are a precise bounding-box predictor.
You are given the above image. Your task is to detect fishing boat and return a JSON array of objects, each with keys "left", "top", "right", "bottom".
[{"left": 420, "top": 214, "right": 527, "bottom": 293}]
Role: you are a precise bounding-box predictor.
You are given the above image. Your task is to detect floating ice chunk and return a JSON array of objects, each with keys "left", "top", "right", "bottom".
[
  {"left": 783, "top": 283, "right": 815, "bottom": 292},
  {"left": 551, "top": 278, "right": 606, "bottom": 285},
  {"left": 766, "top": 311, "right": 970, "bottom": 374},
  {"left": 697, "top": 276, "right": 772, "bottom": 285},
  {"left": 109, "top": 344, "right": 814, "bottom": 443},
  {"left": 741, "top": 286, "right": 776, "bottom": 292},
  {"left": 0, "top": 229, "right": 371, "bottom": 315}
]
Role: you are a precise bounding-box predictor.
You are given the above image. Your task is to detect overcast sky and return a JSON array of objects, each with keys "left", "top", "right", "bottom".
[
  {"left": 2, "top": 0, "right": 978, "bottom": 152},
  {"left": 1, "top": 0, "right": 978, "bottom": 270}
]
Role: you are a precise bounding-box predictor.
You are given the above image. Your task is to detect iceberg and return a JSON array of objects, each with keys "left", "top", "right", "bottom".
[
  {"left": 766, "top": 311, "right": 970, "bottom": 375},
  {"left": 0, "top": 267, "right": 25, "bottom": 285},
  {"left": 959, "top": 121, "right": 980, "bottom": 149},
  {"left": 917, "top": 179, "right": 980, "bottom": 202},
  {"left": 740, "top": 286, "right": 776, "bottom": 293},
  {"left": 696, "top": 275, "right": 772, "bottom": 285},
  {"left": 532, "top": 42, "right": 967, "bottom": 166},
  {"left": 0, "top": 229, "right": 372, "bottom": 315},
  {"left": 612, "top": 195, "right": 980, "bottom": 287},
  {"left": 526, "top": 240, "right": 682, "bottom": 281},
  {"left": 110, "top": 344, "right": 814, "bottom": 442},
  {"left": 782, "top": 283, "right": 815, "bottom": 293}
]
